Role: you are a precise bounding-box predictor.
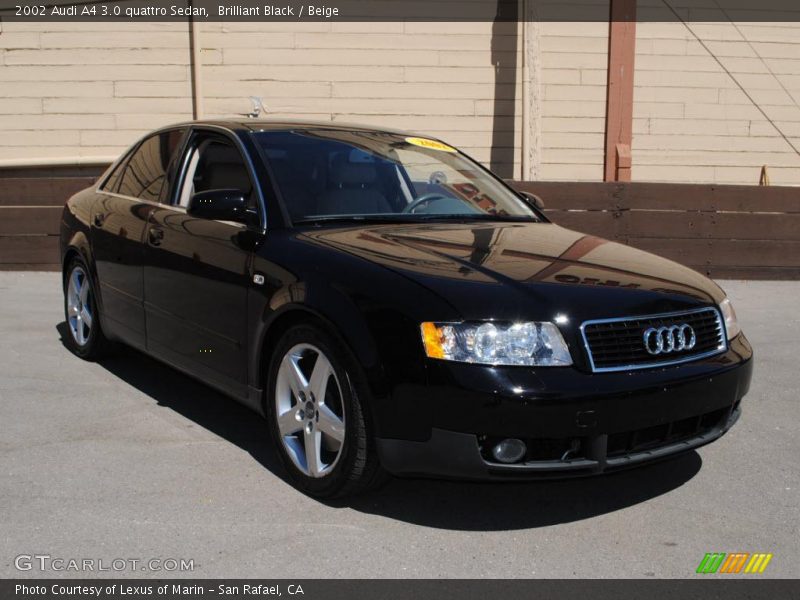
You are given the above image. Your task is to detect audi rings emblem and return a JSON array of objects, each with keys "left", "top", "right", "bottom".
[{"left": 642, "top": 324, "right": 696, "bottom": 355}]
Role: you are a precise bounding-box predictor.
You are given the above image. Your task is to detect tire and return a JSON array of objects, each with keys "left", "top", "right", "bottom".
[
  {"left": 63, "top": 257, "right": 113, "bottom": 360},
  {"left": 265, "top": 323, "right": 387, "bottom": 498}
]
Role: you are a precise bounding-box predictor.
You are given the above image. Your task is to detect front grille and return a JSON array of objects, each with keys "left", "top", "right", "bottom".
[{"left": 581, "top": 307, "right": 726, "bottom": 372}]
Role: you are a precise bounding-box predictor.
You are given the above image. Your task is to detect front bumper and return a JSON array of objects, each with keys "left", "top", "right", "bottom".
[{"left": 375, "top": 334, "right": 752, "bottom": 480}]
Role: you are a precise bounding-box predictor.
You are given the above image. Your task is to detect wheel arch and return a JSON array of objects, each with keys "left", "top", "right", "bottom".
[
  {"left": 254, "top": 303, "right": 381, "bottom": 415},
  {"left": 61, "top": 232, "right": 108, "bottom": 321},
  {"left": 62, "top": 232, "right": 95, "bottom": 285},
  {"left": 62, "top": 247, "right": 81, "bottom": 281}
]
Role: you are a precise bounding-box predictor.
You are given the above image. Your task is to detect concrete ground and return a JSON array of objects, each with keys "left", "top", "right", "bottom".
[{"left": 0, "top": 272, "right": 797, "bottom": 579}]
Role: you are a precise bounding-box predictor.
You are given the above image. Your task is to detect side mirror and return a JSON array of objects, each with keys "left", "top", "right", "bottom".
[
  {"left": 188, "top": 189, "right": 249, "bottom": 223},
  {"left": 519, "top": 190, "right": 545, "bottom": 210}
]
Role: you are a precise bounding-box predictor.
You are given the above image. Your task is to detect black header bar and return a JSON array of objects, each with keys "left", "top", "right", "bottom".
[
  {"left": 3, "top": 579, "right": 800, "bottom": 600},
  {"left": 1, "top": 0, "right": 800, "bottom": 22}
]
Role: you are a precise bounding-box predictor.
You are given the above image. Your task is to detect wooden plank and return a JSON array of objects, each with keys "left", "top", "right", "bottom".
[
  {"left": 707, "top": 239, "right": 800, "bottom": 268},
  {"left": 545, "top": 210, "right": 620, "bottom": 240},
  {"left": 0, "top": 177, "right": 97, "bottom": 206},
  {"left": 623, "top": 182, "right": 800, "bottom": 213},
  {"left": 665, "top": 265, "right": 800, "bottom": 281},
  {"left": 683, "top": 212, "right": 800, "bottom": 241},
  {"left": 512, "top": 181, "right": 627, "bottom": 210},
  {"left": 0, "top": 236, "right": 60, "bottom": 264},
  {"left": 0, "top": 165, "right": 107, "bottom": 179},
  {"left": 509, "top": 181, "right": 800, "bottom": 213},
  {"left": 706, "top": 266, "right": 800, "bottom": 280},
  {"left": 0, "top": 206, "right": 62, "bottom": 235},
  {"left": 551, "top": 209, "right": 800, "bottom": 241},
  {"left": 623, "top": 238, "right": 711, "bottom": 268},
  {"left": 0, "top": 263, "right": 60, "bottom": 271},
  {"left": 618, "top": 210, "right": 708, "bottom": 239},
  {"left": 627, "top": 238, "right": 800, "bottom": 268}
]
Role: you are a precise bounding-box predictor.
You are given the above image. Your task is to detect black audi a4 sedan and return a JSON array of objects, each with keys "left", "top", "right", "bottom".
[{"left": 60, "top": 120, "right": 752, "bottom": 498}]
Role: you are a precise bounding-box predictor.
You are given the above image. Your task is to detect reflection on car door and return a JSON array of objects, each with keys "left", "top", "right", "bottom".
[
  {"left": 143, "top": 130, "right": 257, "bottom": 399},
  {"left": 91, "top": 129, "right": 185, "bottom": 349}
]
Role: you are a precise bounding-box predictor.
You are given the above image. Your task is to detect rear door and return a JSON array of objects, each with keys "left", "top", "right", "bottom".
[
  {"left": 91, "top": 129, "right": 186, "bottom": 349},
  {"left": 143, "top": 128, "right": 260, "bottom": 399}
]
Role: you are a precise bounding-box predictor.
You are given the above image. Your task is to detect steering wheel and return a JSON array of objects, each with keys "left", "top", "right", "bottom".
[{"left": 402, "top": 193, "right": 449, "bottom": 214}]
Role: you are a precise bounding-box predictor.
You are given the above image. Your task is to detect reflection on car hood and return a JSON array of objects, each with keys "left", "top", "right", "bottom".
[{"left": 300, "top": 222, "right": 724, "bottom": 318}]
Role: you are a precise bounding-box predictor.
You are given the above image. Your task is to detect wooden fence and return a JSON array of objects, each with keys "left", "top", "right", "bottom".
[
  {"left": 0, "top": 166, "right": 103, "bottom": 271},
  {"left": 512, "top": 181, "right": 800, "bottom": 280},
  {"left": 1, "top": 166, "right": 798, "bottom": 279}
]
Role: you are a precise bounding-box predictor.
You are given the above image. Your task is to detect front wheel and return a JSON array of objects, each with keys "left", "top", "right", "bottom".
[{"left": 266, "top": 323, "right": 386, "bottom": 498}]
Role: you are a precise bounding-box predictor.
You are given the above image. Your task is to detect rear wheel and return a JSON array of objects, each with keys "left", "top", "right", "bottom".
[
  {"left": 63, "top": 257, "right": 112, "bottom": 360},
  {"left": 266, "top": 323, "right": 385, "bottom": 498}
]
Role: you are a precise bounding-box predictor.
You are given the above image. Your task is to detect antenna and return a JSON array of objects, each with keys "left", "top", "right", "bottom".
[{"left": 247, "top": 97, "right": 266, "bottom": 118}]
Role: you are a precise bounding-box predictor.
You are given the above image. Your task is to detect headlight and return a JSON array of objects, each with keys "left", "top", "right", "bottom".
[
  {"left": 420, "top": 321, "right": 572, "bottom": 366},
  {"left": 719, "top": 298, "right": 741, "bottom": 340}
]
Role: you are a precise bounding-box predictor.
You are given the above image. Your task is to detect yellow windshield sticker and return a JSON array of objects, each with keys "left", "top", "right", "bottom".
[{"left": 405, "top": 137, "right": 457, "bottom": 152}]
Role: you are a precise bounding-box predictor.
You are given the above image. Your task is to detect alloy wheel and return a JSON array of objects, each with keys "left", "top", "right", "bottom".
[
  {"left": 275, "top": 343, "right": 346, "bottom": 478},
  {"left": 66, "top": 266, "right": 93, "bottom": 347}
]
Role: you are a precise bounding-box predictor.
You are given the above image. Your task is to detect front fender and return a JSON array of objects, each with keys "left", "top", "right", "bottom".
[
  {"left": 247, "top": 233, "right": 458, "bottom": 436},
  {"left": 250, "top": 279, "right": 388, "bottom": 399}
]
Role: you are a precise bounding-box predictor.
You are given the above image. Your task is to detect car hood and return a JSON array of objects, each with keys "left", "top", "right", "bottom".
[{"left": 299, "top": 222, "right": 725, "bottom": 322}]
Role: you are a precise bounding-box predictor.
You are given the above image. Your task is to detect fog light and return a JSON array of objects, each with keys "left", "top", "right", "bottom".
[{"left": 491, "top": 438, "right": 527, "bottom": 464}]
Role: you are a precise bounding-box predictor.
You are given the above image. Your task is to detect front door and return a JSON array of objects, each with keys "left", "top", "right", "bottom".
[{"left": 143, "top": 131, "right": 259, "bottom": 399}]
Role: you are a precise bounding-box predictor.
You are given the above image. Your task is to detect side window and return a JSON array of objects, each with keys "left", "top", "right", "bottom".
[
  {"left": 117, "top": 129, "right": 185, "bottom": 202},
  {"left": 100, "top": 149, "right": 134, "bottom": 193},
  {"left": 176, "top": 136, "right": 254, "bottom": 209}
]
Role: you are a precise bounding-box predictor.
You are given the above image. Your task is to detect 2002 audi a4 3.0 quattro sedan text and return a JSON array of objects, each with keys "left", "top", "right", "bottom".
[{"left": 60, "top": 120, "right": 752, "bottom": 498}]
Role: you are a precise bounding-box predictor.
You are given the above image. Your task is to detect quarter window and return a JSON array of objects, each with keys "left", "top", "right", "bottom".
[
  {"left": 117, "top": 129, "right": 185, "bottom": 202},
  {"left": 100, "top": 150, "right": 133, "bottom": 193}
]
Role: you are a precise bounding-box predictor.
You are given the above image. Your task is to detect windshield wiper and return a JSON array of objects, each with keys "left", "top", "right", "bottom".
[
  {"left": 416, "top": 214, "right": 539, "bottom": 223},
  {"left": 293, "top": 215, "right": 418, "bottom": 226},
  {"left": 293, "top": 214, "right": 540, "bottom": 227}
]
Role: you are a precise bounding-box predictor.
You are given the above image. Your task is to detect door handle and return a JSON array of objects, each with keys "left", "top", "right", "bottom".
[
  {"left": 93, "top": 213, "right": 105, "bottom": 227},
  {"left": 148, "top": 227, "right": 164, "bottom": 246}
]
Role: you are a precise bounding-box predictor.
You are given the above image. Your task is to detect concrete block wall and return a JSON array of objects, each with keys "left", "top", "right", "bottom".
[
  {"left": 1, "top": 14, "right": 799, "bottom": 185},
  {"left": 0, "top": 20, "right": 524, "bottom": 178},
  {"left": 0, "top": 22, "right": 194, "bottom": 160},
  {"left": 633, "top": 21, "right": 800, "bottom": 186},
  {"left": 200, "top": 20, "right": 523, "bottom": 178},
  {"left": 538, "top": 21, "right": 609, "bottom": 181}
]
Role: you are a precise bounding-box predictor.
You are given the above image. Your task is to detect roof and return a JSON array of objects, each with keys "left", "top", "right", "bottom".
[{"left": 173, "top": 118, "right": 420, "bottom": 137}]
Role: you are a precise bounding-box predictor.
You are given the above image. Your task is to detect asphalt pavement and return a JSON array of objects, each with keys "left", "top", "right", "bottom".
[{"left": 0, "top": 272, "right": 797, "bottom": 578}]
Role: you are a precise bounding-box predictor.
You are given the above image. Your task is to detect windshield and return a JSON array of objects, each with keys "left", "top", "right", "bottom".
[{"left": 253, "top": 129, "right": 538, "bottom": 224}]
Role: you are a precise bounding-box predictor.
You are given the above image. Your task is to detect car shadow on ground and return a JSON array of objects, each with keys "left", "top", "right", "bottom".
[{"left": 57, "top": 322, "right": 703, "bottom": 531}]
